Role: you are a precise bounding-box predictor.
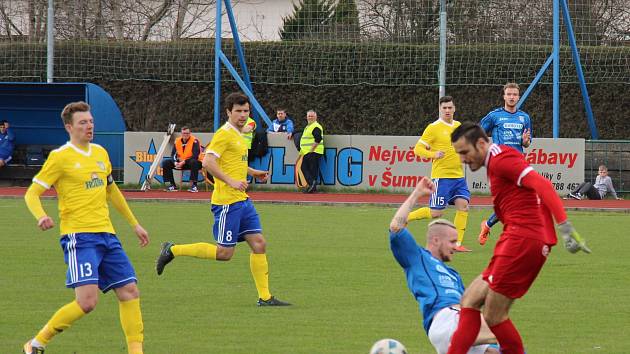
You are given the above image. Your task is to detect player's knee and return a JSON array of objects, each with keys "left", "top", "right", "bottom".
[
  {"left": 216, "top": 247, "right": 234, "bottom": 261},
  {"left": 118, "top": 283, "right": 140, "bottom": 300},
  {"left": 251, "top": 239, "right": 266, "bottom": 253},
  {"left": 430, "top": 210, "right": 443, "bottom": 218},
  {"left": 485, "top": 346, "right": 500, "bottom": 354},
  {"left": 482, "top": 310, "right": 508, "bottom": 327},
  {"left": 77, "top": 297, "right": 98, "bottom": 313}
]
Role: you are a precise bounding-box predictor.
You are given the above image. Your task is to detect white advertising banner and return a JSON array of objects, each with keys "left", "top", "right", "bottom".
[{"left": 124, "top": 132, "right": 584, "bottom": 194}]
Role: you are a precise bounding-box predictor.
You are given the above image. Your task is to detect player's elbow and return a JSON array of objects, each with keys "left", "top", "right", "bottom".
[
  {"left": 24, "top": 184, "right": 42, "bottom": 202},
  {"left": 202, "top": 156, "right": 216, "bottom": 171},
  {"left": 413, "top": 146, "right": 428, "bottom": 158}
]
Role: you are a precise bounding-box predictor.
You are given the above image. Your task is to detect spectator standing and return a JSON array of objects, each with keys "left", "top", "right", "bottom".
[
  {"left": 299, "top": 110, "right": 324, "bottom": 194},
  {"left": 267, "top": 108, "right": 295, "bottom": 136}
]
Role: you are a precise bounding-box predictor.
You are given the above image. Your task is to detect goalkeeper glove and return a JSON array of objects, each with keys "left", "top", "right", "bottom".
[{"left": 558, "top": 221, "right": 591, "bottom": 254}]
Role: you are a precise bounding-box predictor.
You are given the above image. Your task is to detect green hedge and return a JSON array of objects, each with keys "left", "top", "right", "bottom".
[{"left": 1, "top": 41, "right": 629, "bottom": 85}]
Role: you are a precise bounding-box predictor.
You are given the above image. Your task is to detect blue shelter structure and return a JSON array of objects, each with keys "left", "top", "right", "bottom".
[{"left": 0, "top": 82, "right": 126, "bottom": 173}]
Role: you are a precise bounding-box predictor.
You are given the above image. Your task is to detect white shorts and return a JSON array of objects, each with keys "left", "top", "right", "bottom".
[{"left": 427, "top": 307, "right": 491, "bottom": 354}]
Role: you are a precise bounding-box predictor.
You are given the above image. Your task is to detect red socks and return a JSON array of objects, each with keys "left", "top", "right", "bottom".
[
  {"left": 490, "top": 319, "right": 524, "bottom": 354},
  {"left": 447, "top": 307, "right": 481, "bottom": 354}
]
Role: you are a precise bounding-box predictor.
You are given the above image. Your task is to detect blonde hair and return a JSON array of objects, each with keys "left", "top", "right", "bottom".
[
  {"left": 426, "top": 219, "right": 456, "bottom": 242},
  {"left": 428, "top": 219, "right": 456, "bottom": 229},
  {"left": 503, "top": 82, "right": 520, "bottom": 94}
]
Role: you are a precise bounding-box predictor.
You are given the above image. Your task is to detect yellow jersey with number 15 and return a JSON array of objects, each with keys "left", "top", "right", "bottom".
[
  {"left": 415, "top": 119, "right": 464, "bottom": 179},
  {"left": 206, "top": 123, "right": 249, "bottom": 205},
  {"left": 32, "top": 142, "right": 114, "bottom": 235}
]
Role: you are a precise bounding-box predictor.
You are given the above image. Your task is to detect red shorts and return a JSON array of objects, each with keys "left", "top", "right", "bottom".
[{"left": 482, "top": 235, "right": 552, "bottom": 299}]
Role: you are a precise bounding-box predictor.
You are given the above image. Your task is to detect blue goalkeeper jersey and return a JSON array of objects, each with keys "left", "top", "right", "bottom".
[
  {"left": 389, "top": 228, "right": 465, "bottom": 333},
  {"left": 480, "top": 108, "right": 531, "bottom": 153}
]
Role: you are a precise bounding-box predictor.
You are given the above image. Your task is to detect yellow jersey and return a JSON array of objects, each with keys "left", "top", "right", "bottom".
[
  {"left": 207, "top": 123, "right": 249, "bottom": 205},
  {"left": 415, "top": 119, "right": 464, "bottom": 179},
  {"left": 32, "top": 142, "right": 115, "bottom": 235}
]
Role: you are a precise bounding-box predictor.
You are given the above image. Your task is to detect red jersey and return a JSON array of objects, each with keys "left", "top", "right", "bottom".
[{"left": 486, "top": 144, "right": 557, "bottom": 245}]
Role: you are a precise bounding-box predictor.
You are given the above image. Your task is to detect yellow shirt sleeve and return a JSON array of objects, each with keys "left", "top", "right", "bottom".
[
  {"left": 32, "top": 150, "right": 62, "bottom": 189},
  {"left": 208, "top": 129, "right": 228, "bottom": 157},
  {"left": 107, "top": 182, "right": 139, "bottom": 227},
  {"left": 24, "top": 183, "right": 48, "bottom": 221},
  {"left": 415, "top": 125, "right": 437, "bottom": 158}
]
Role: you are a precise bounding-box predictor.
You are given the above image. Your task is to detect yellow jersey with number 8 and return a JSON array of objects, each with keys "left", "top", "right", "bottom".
[{"left": 206, "top": 123, "right": 249, "bottom": 205}]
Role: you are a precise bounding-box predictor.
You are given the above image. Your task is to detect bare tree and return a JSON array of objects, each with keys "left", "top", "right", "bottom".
[
  {"left": 358, "top": 0, "right": 440, "bottom": 43},
  {"left": 140, "top": 0, "right": 173, "bottom": 40},
  {"left": 172, "top": 0, "right": 190, "bottom": 40},
  {"left": 110, "top": 0, "right": 124, "bottom": 39},
  {"left": 0, "top": 1, "right": 24, "bottom": 38}
]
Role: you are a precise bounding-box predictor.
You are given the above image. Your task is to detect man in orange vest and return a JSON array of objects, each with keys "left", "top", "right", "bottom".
[{"left": 162, "top": 126, "right": 202, "bottom": 192}]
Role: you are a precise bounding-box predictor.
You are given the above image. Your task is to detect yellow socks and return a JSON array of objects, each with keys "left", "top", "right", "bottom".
[
  {"left": 250, "top": 253, "right": 272, "bottom": 301},
  {"left": 407, "top": 207, "right": 432, "bottom": 221},
  {"left": 119, "top": 298, "right": 144, "bottom": 354},
  {"left": 171, "top": 243, "right": 217, "bottom": 259},
  {"left": 454, "top": 210, "right": 469, "bottom": 245},
  {"left": 35, "top": 300, "right": 86, "bottom": 345}
]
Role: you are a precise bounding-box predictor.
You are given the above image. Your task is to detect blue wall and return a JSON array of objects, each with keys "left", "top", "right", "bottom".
[{"left": 0, "top": 83, "right": 125, "bottom": 167}]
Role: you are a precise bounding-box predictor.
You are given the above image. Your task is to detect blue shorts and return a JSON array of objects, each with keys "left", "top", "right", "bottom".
[
  {"left": 211, "top": 198, "right": 262, "bottom": 247},
  {"left": 429, "top": 178, "right": 470, "bottom": 210},
  {"left": 60, "top": 233, "right": 137, "bottom": 293}
]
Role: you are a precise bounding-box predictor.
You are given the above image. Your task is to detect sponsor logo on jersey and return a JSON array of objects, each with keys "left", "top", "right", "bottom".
[
  {"left": 85, "top": 173, "right": 104, "bottom": 189},
  {"left": 503, "top": 123, "right": 523, "bottom": 129}
]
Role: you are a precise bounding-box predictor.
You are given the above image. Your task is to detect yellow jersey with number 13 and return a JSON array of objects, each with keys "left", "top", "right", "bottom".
[{"left": 32, "top": 142, "right": 114, "bottom": 235}]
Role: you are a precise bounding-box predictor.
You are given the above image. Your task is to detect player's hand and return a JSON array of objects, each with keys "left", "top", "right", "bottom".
[
  {"left": 558, "top": 221, "right": 591, "bottom": 254},
  {"left": 37, "top": 216, "right": 54, "bottom": 231},
  {"left": 229, "top": 179, "right": 248, "bottom": 191},
  {"left": 414, "top": 177, "right": 436, "bottom": 196},
  {"left": 434, "top": 151, "right": 445, "bottom": 159},
  {"left": 522, "top": 129, "right": 531, "bottom": 145},
  {"left": 251, "top": 169, "right": 269, "bottom": 183},
  {"left": 134, "top": 224, "right": 150, "bottom": 247}
]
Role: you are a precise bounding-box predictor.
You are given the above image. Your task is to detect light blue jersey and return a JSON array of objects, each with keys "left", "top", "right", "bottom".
[
  {"left": 390, "top": 228, "right": 465, "bottom": 333},
  {"left": 480, "top": 108, "right": 531, "bottom": 153}
]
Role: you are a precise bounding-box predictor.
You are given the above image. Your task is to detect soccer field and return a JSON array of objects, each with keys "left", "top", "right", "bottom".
[{"left": 2, "top": 199, "right": 629, "bottom": 353}]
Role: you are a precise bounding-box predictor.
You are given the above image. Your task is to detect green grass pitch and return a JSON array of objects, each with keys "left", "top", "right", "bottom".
[{"left": 2, "top": 198, "right": 629, "bottom": 353}]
